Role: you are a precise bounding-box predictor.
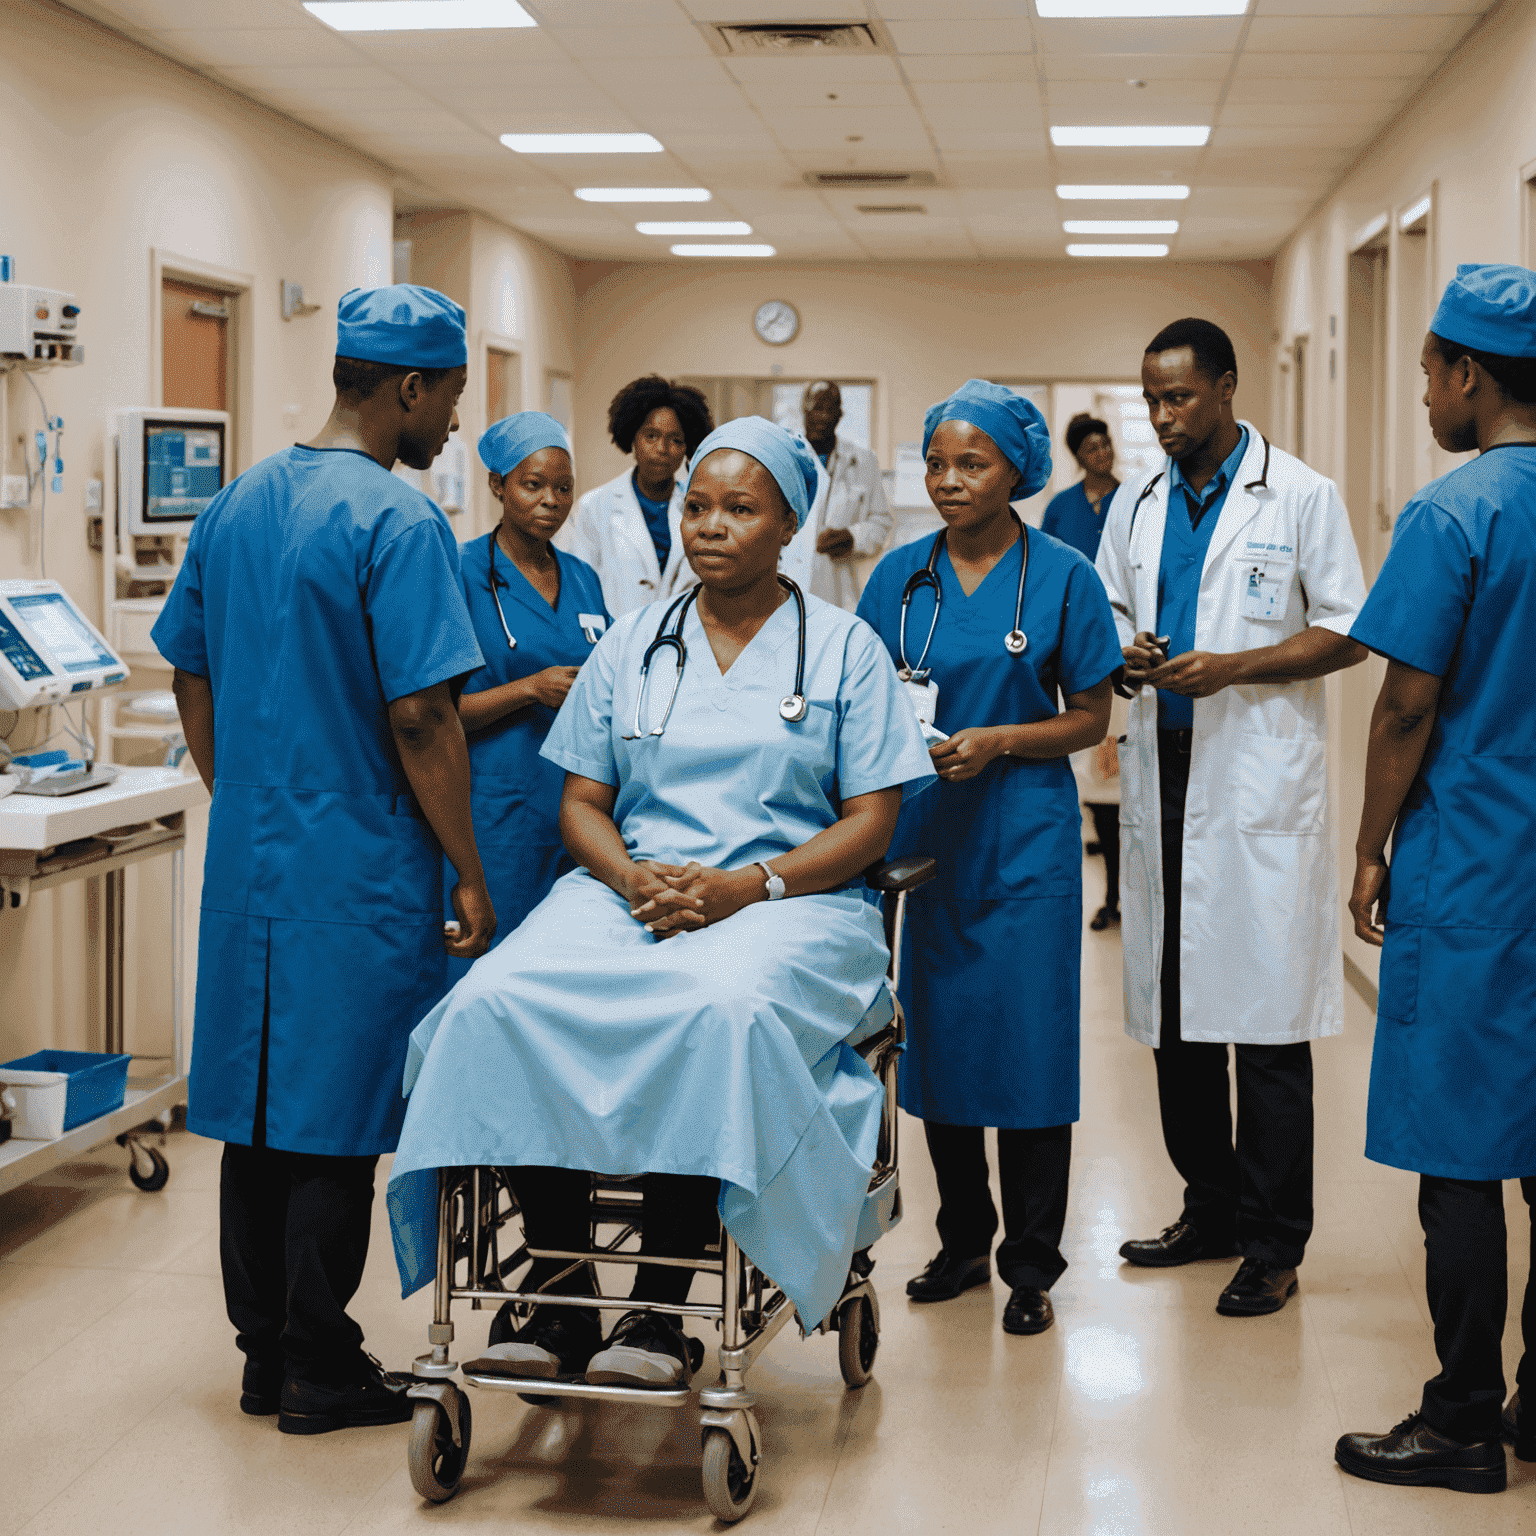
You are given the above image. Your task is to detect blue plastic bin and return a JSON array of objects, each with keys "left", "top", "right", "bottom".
[{"left": 0, "top": 1050, "right": 132, "bottom": 1132}]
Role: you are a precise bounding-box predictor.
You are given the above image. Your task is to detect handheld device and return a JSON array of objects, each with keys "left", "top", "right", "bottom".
[{"left": 0, "top": 579, "right": 127, "bottom": 710}]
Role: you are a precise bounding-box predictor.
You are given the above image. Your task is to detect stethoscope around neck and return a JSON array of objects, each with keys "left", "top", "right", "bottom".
[
  {"left": 488, "top": 533, "right": 518, "bottom": 650},
  {"left": 897, "top": 512, "right": 1030, "bottom": 684},
  {"left": 621, "top": 574, "right": 809, "bottom": 741}
]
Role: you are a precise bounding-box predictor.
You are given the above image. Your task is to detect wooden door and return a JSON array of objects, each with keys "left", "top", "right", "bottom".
[
  {"left": 486, "top": 346, "right": 520, "bottom": 426},
  {"left": 162, "top": 278, "right": 230, "bottom": 412}
]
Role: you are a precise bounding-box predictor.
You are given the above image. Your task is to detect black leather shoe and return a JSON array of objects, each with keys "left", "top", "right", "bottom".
[
  {"left": 1002, "top": 1286, "right": 1054, "bottom": 1335},
  {"left": 906, "top": 1250, "right": 991, "bottom": 1303},
  {"left": 1501, "top": 1391, "right": 1535, "bottom": 1462},
  {"left": 1336, "top": 1411, "right": 1507, "bottom": 1494},
  {"left": 1216, "top": 1257, "right": 1298, "bottom": 1316},
  {"left": 1089, "top": 905, "right": 1120, "bottom": 932},
  {"left": 465, "top": 1302, "right": 603, "bottom": 1381},
  {"left": 240, "top": 1356, "right": 282, "bottom": 1416},
  {"left": 277, "top": 1354, "right": 413, "bottom": 1436},
  {"left": 1118, "top": 1219, "right": 1238, "bottom": 1269}
]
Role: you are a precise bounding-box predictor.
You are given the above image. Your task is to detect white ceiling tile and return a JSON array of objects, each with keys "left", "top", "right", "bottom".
[
  {"left": 1213, "top": 123, "right": 1372, "bottom": 149},
  {"left": 1229, "top": 76, "right": 1415, "bottom": 104},
  {"left": 1254, "top": 0, "right": 1490, "bottom": 13},
  {"left": 1035, "top": 18, "right": 1244, "bottom": 55},
  {"left": 677, "top": 0, "right": 862, "bottom": 19},
  {"left": 942, "top": 157, "right": 1058, "bottom": 191},
  {"left": 1049, "top": 80, "right": 1221, "bottom": 112},
  {"left": 410, "top": 61, "right": 596, "bottom": 91},
  {"left": 877, "top": 0, "right": 1040, "bottom": 15},
  {"left": 901, "top": 55, "right": 1037, "bottom": 83},
  {"left": 737, "top": 80, "right": 912, "bottom": 109},
  {"left": 910, "top": 81, "right": 1042, "bottom": 119},
  {"left": 466, "top": 102, "right": 641, "bottom": 135},
  {"left": 885, "top": 19, "right": 1035, "bottom": 55},
  {"left": 526, "top": 0, "right": 686, "bottom": 20},
  {"left": 341, "top": 29, "right": 565, "bottom": 64},
  {"left": 299, "top": 105, "right": 480, "bottom": 134},
  {"left": 149, "top": 27, "right": 358, "bottom": 66},
  {"left": 550, "top": 23, "right": 714, "bottom": 59},
  {"left": 721, "top": 55, "right": 904, "bottom": 86},
  {"left": 1232, "top": 50, "right": 1431, "bottom": 77},
  {"left": 1244, "top": 14, "right": 1470, "bottom": 50},
  {"left": 1042, "top": 52, "right": 1233, "bottom": 81},
  {"left": 1218, "top": 102, "right": 1384, "bottom": 128},
  {"left": 214, "top": 63, "right": 404, "bottom": 93},
  {"left": 86, "top": 0, "right": 311, "bottom": 26}
]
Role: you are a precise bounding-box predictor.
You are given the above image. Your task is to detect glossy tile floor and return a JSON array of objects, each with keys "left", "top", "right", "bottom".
[{"left": 2, "top": 869, "right": 1531, "bottom": 1533}]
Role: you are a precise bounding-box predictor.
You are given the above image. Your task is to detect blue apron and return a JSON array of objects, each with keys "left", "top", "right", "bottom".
[
  {"left": 1350, "top": 445, "right": 1536, "bottom": 1181},
  {"left": 857, "top": 529, "right": 1123, "bottom": 1129},
  {"left": 1041, "top": 480, "right": 1114, "bottom": 563},
  {"left": 447, "top": 533, "right": 609, "bottom": 983},
  {"left": 151, "top": 447, "right": 484, "bottom": 1157}
]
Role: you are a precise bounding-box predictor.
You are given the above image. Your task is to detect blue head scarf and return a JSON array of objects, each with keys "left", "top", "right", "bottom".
[
  {"left": 335, "top": 284, "right": 467, "bottom": 368},
  {"left": 478, "top": 412, "right": 572, "bottom": 476},
  {"left": 922, "top": 379, "right": 1053, "bottom": 499},
  {"left": 684, "top": 416, "right": 820, "bottom": 531},
  {"left": 1431, "top": 263, "right": 1536, "bottom": 359}
]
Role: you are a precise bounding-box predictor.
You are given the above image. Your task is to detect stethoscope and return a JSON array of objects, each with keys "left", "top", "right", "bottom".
[
  {"left": 621, "top": 574, "right": 808, "bottom": 741},
  {"left": 488, "top": 532, "right": 603, "bottom": 649},
  {"left": 1127, "top": 434, "right": 1272, "bottom": 541},
  {"left": 897, "top": 513, "right": 1029, "bottom": 684}
]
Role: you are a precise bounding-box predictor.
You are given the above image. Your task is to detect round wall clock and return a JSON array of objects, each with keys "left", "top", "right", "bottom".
[{"left": 753, "top": 299, "right": 799, "bottom": 346}]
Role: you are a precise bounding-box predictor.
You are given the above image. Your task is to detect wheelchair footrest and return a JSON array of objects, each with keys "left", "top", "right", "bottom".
[{"left": 461, "top": 1371, "right": 692, "bottom": 1408}]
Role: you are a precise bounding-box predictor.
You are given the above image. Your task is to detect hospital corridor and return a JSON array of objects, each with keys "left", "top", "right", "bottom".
[{"left": 3, "top": 0, "right": 1536, "bottom": 1532}]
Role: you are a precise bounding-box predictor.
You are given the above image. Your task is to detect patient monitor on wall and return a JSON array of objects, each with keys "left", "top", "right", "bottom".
[{"left": 113, "top": 407, "right": 229, "bottom": 537}]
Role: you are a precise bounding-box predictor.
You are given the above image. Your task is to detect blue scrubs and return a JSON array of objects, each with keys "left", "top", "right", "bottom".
[
  {"left": 1041, "top": 480, "right": 1115, "bottom": 562},
  {"left": 387, "top": 593, "right": 936, "bottom": 1327},
  {"left": 1349, "top": 444, "right": 1536, "bottom": 1181},
  {"left": 151, "top": 447, "right": 483, "bottom": 1156},
  {"left": 447, "top": 533, "right": 608, "bottom": 983},
  {"left": 858, "top": 529, "right": 1123, "bottom": 1127},
  {"left": 1156, "top": 428, "right": 1248, "bottom": 730}
]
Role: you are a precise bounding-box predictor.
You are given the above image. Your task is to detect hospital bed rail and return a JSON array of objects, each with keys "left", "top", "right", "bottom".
[{"left": 403, "top": 852, "right": 936, "bottom": 1523}]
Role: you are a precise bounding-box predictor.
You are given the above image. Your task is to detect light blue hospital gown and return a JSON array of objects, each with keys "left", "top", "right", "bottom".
[{"left": 387, "top": 589, "right": 935, "bottom": 1327}]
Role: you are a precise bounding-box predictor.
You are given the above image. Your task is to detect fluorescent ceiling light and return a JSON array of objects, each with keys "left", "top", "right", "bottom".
[
  {"left": 670, "top": 244, "right": 775, "bottom": 258},
  {"left": 305, "top": 1, "right": 535, "bottom": 31},
  {"left": 502, "top": 134, "right": 662, "bottom": 154},
  {"left": 1068, "top": 243, "right": 1169, "bottom": 258},
  {"left": 1057, "top": 184, "right": 1189, "bottom": 200},
  {"left": 576, "top": 187, "right": 710, "bottom": 202},
  {"left": 1037, "top": 1, "right": 1245, "bottom": 16},
  {"left": 1052, "top": 125, "right": 1209, "bottom": 147},
  {"left": 637, "top": 222, "right": 751, "bottom": 236},
  {"left": 1064, "top": 220, "right": 1178, "bottom": 235}
]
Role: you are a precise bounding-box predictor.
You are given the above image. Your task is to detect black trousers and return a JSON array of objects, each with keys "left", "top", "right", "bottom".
[
  {"left": 220, "top": 1142, "right": 378, "bottom": 1385},
  {"left": 924, "top": 1120, "right": 1071, "bottom": 1290},
  {"left": 510, "top": 1166, "right": 721, "bottom": 1307},
  {"left": 1153, "top": 732, "right": 1314, "bottom": 1269},
  {"left": 1088, "top": 802, "right": 1121, "bottom": 910},
  {"left": 1419, "top": 1175, "right": 1536, "bottom": 1442}
]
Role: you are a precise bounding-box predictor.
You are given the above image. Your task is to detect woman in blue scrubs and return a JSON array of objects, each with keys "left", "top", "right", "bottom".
[
  {"left": 447, "top": 413, "right": 609, "bottom": 981},
  {"left": 1041, "top": 411, "right": 1119, "bottom": 562},
  {"left": 858, "top": 380, "right": 1122, "bottom": 1337}
]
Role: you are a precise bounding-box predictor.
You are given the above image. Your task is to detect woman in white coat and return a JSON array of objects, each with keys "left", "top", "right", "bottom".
[
  {"left": 1095, "top": 318, "right": 1366, "bottom": 1318},
  {"left": 556, "top": 375, "right": 713, "bottom": 616}
]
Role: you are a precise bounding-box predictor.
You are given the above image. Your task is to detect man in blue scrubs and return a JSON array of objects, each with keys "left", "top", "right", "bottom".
[
  {"left": 1336, "top": 265, "right": 1536, "bottom": 1496},
  {"left": 154, "top": 285, "right": 494, "bottom": 1435}
]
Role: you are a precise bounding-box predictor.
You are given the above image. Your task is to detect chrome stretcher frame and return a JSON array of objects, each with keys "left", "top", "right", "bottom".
[{"left": 403, "top": 854, "right": 937, "bottom": 1523}]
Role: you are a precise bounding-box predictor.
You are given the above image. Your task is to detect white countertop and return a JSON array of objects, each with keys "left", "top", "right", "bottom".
[{"left": 0, "top": 766, "right": 207, "bottom": 851}]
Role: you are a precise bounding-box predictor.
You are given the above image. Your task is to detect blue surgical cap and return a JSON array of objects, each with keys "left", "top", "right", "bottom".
[
  {"left": 685, "top": 416, "right": 820, "bottom": 531},
  {"left": 335, "top": 284, "right": 467, "bottom": 369},
  {"left": 922, "top": 379, "right": 1053, "bottom": 499},
  {"left": 478, "top": 412, "right": 571, "bottom": 476},
  {"left": 1430, "top": 263, "right": 1536, "bottom": 359}
]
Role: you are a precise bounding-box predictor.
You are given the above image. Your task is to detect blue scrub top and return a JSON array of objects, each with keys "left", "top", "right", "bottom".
[
  {"left": 632, "top": 472, "right": 673, "bottom": 571},
  {"left": 151, "top": 445, "right": 484, "bottom": 1156},
  {"left": 1156, "top": 427, "right": 1248, "bottom": 729},
  {"left": 1350, "top": 443, "right": 1536, "bottom": 1180},
  {"left": 1041, "top": 479, "right": 1116, "bottom": 562},
  {"left": 447, "top": 533, "right": 608, "bottom": 977}
]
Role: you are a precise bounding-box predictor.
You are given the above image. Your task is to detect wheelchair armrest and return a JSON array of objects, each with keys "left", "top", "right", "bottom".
[{"left": 864, "top": 855, "right": 937, "bottom": 894}]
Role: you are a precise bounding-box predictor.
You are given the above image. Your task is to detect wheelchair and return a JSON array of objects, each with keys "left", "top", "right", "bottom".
[{"left": 403, "top": 854, "right": 935, "bottom": 1522}]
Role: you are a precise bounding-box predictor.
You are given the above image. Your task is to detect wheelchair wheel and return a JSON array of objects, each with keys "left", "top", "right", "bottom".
[
  {"left": 701, "top": 1426, "right": 759, "bottom": 1522},
  {"left": 408, "top": 1393, "right": 472, "bottom": 1504},
  {"left": 837, "top": 1295, "right": 878, "bottom": 1388}
]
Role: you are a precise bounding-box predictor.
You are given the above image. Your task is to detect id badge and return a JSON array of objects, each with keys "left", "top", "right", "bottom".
[
  {"left": 578, "top": 612, "right": 607, "bottom": 644},
  {"left": 903, "top": 677, "right": 938, "bottom": 728},
  {"left": 1240, "top": 563, "right": 1287, "bottom": 622}
]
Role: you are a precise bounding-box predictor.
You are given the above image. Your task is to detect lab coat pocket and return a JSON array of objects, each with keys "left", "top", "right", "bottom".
[
  {"left": 1235, "top": 733, "right": 1326, "bottom": 836},
  {"left": 1118, "top": 730, "right": 1143, "bottom": 828}
]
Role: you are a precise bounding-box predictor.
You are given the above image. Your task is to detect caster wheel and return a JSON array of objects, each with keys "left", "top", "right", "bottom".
[
  {"left": 702, "top": 1426, "right": 759, "bottom": 1522},
  {"left": 408, "top": 1393, "right": 472, "bottom": 1504},
  {"left": 128, "top": 1146, "right": 169, "bottom": 1192},
  {"left": 837, "top": 1296, "right": 878, "bottom": 1388}
]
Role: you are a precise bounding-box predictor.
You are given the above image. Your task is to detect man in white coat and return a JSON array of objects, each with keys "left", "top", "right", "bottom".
[
  {"left": 1096, "top": 318, "right": 1366, "bottom": 1317},
  {"left": 557, "top": 375, "right": 713, "bottom": 616}
]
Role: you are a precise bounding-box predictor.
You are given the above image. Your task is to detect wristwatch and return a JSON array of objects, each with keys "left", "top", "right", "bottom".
[{"left": 756, "top": 861, "right": 786, "bottom": 901}]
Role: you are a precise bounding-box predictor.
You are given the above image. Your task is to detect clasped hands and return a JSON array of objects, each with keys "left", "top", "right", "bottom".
[
  {"left": 1122, "top": 631, "right": 1242, "bottom": 699},
  {"left": 624, "top": 859, "right": 761, "bottom": 937}
]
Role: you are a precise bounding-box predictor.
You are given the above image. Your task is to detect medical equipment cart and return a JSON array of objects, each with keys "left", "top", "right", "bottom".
[{"left": 0, "top": 766, "right": 205, "bottom": 1195}]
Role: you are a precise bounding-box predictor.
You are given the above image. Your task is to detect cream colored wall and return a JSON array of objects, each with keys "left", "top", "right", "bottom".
[
  {"left": 1268, "top": 0, "right": 1536, "bottom": 991},
  {"left": 571, "top": 259, "right": 1274, "bottom": 496},
  {"left": 0, "top": 0, "right": 396, "bottom": 1061}
]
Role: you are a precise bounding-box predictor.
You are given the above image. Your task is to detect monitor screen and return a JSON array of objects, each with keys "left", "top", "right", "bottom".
[
  {"left": 144, "top": 420, "right": 224, "bottom": 523},
  {"left": 11, "top": 592, "right": 115, "bottom": 674},
  {"left": 0, "top": 607, "right": 51, "bottom": 681}
]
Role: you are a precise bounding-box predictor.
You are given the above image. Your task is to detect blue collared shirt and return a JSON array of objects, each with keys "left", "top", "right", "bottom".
[{"left": 1156, "top": 427, "right": 1248, "bottom": 729}]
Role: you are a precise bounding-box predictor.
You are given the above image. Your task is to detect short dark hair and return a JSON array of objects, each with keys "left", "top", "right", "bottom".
[
  {"left": 333, "top": 355, "right": 455, "bottom": 405},
  {"left": 1430, "top": 332, "right": 1536, "bottom": 404},
  {"left": 1066, "top": 412, "right": 1109, "bottom": 457},
  {"left": 608, "top": 375, "right": 714, "bottom": 456},
  {"left": 1145, "top": 318, "right": 1238, "bottom": 384}
]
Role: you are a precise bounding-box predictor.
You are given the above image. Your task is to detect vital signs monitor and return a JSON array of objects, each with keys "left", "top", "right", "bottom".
[
  {"left": 0, "top": 580, "right": 127, "bottom": 710},
  {"left": 112, "top": 407, "right": 229, "bottom": 536}
]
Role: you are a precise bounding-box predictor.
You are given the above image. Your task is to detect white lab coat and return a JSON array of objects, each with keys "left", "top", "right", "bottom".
[
  {"left": 1094, "top": 423, "right": 1366, "bottom": 1046},
  {"left": 783, "top": 437, "right": 892, "bottom": 610},
  {"left": 556, "top": 469, "right": 696, "bottom": 617}
]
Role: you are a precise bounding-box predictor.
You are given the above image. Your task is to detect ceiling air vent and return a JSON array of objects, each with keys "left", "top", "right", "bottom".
[
  {"left": 857, "top": 204, "right": 927, "bottom": 215},
  {"left": 708, "top": 22, "right": 885, "bottom": 56},
  {"left": 803, "top": 170, "right": 938, "bottom": 189}
]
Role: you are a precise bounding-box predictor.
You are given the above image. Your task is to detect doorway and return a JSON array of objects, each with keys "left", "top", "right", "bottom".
[{"left": 162, "top": 277, "right": 232, "bottom": 416}]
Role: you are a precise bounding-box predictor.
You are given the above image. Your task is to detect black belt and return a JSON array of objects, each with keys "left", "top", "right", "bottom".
[{"left": 1158, "top": 728, "right": 1194, "bottom": 757}]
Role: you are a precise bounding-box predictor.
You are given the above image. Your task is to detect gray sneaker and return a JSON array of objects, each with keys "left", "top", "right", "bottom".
[{"left": 585, "top": 1310, "right": 701, "bottom": 1387}]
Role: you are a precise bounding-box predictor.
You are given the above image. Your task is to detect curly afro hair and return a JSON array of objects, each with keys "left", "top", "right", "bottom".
[
  {"left": 607, "top": 375, "right": 714, "bottom": 456},
  {"left": 1065, "top": 412, "right": 1109, "bottom": 457}
]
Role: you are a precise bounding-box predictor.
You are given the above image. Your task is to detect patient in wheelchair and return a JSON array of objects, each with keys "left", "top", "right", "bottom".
[{"left": 386, "top": 419, "right": 934, "bottom": 1388}]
